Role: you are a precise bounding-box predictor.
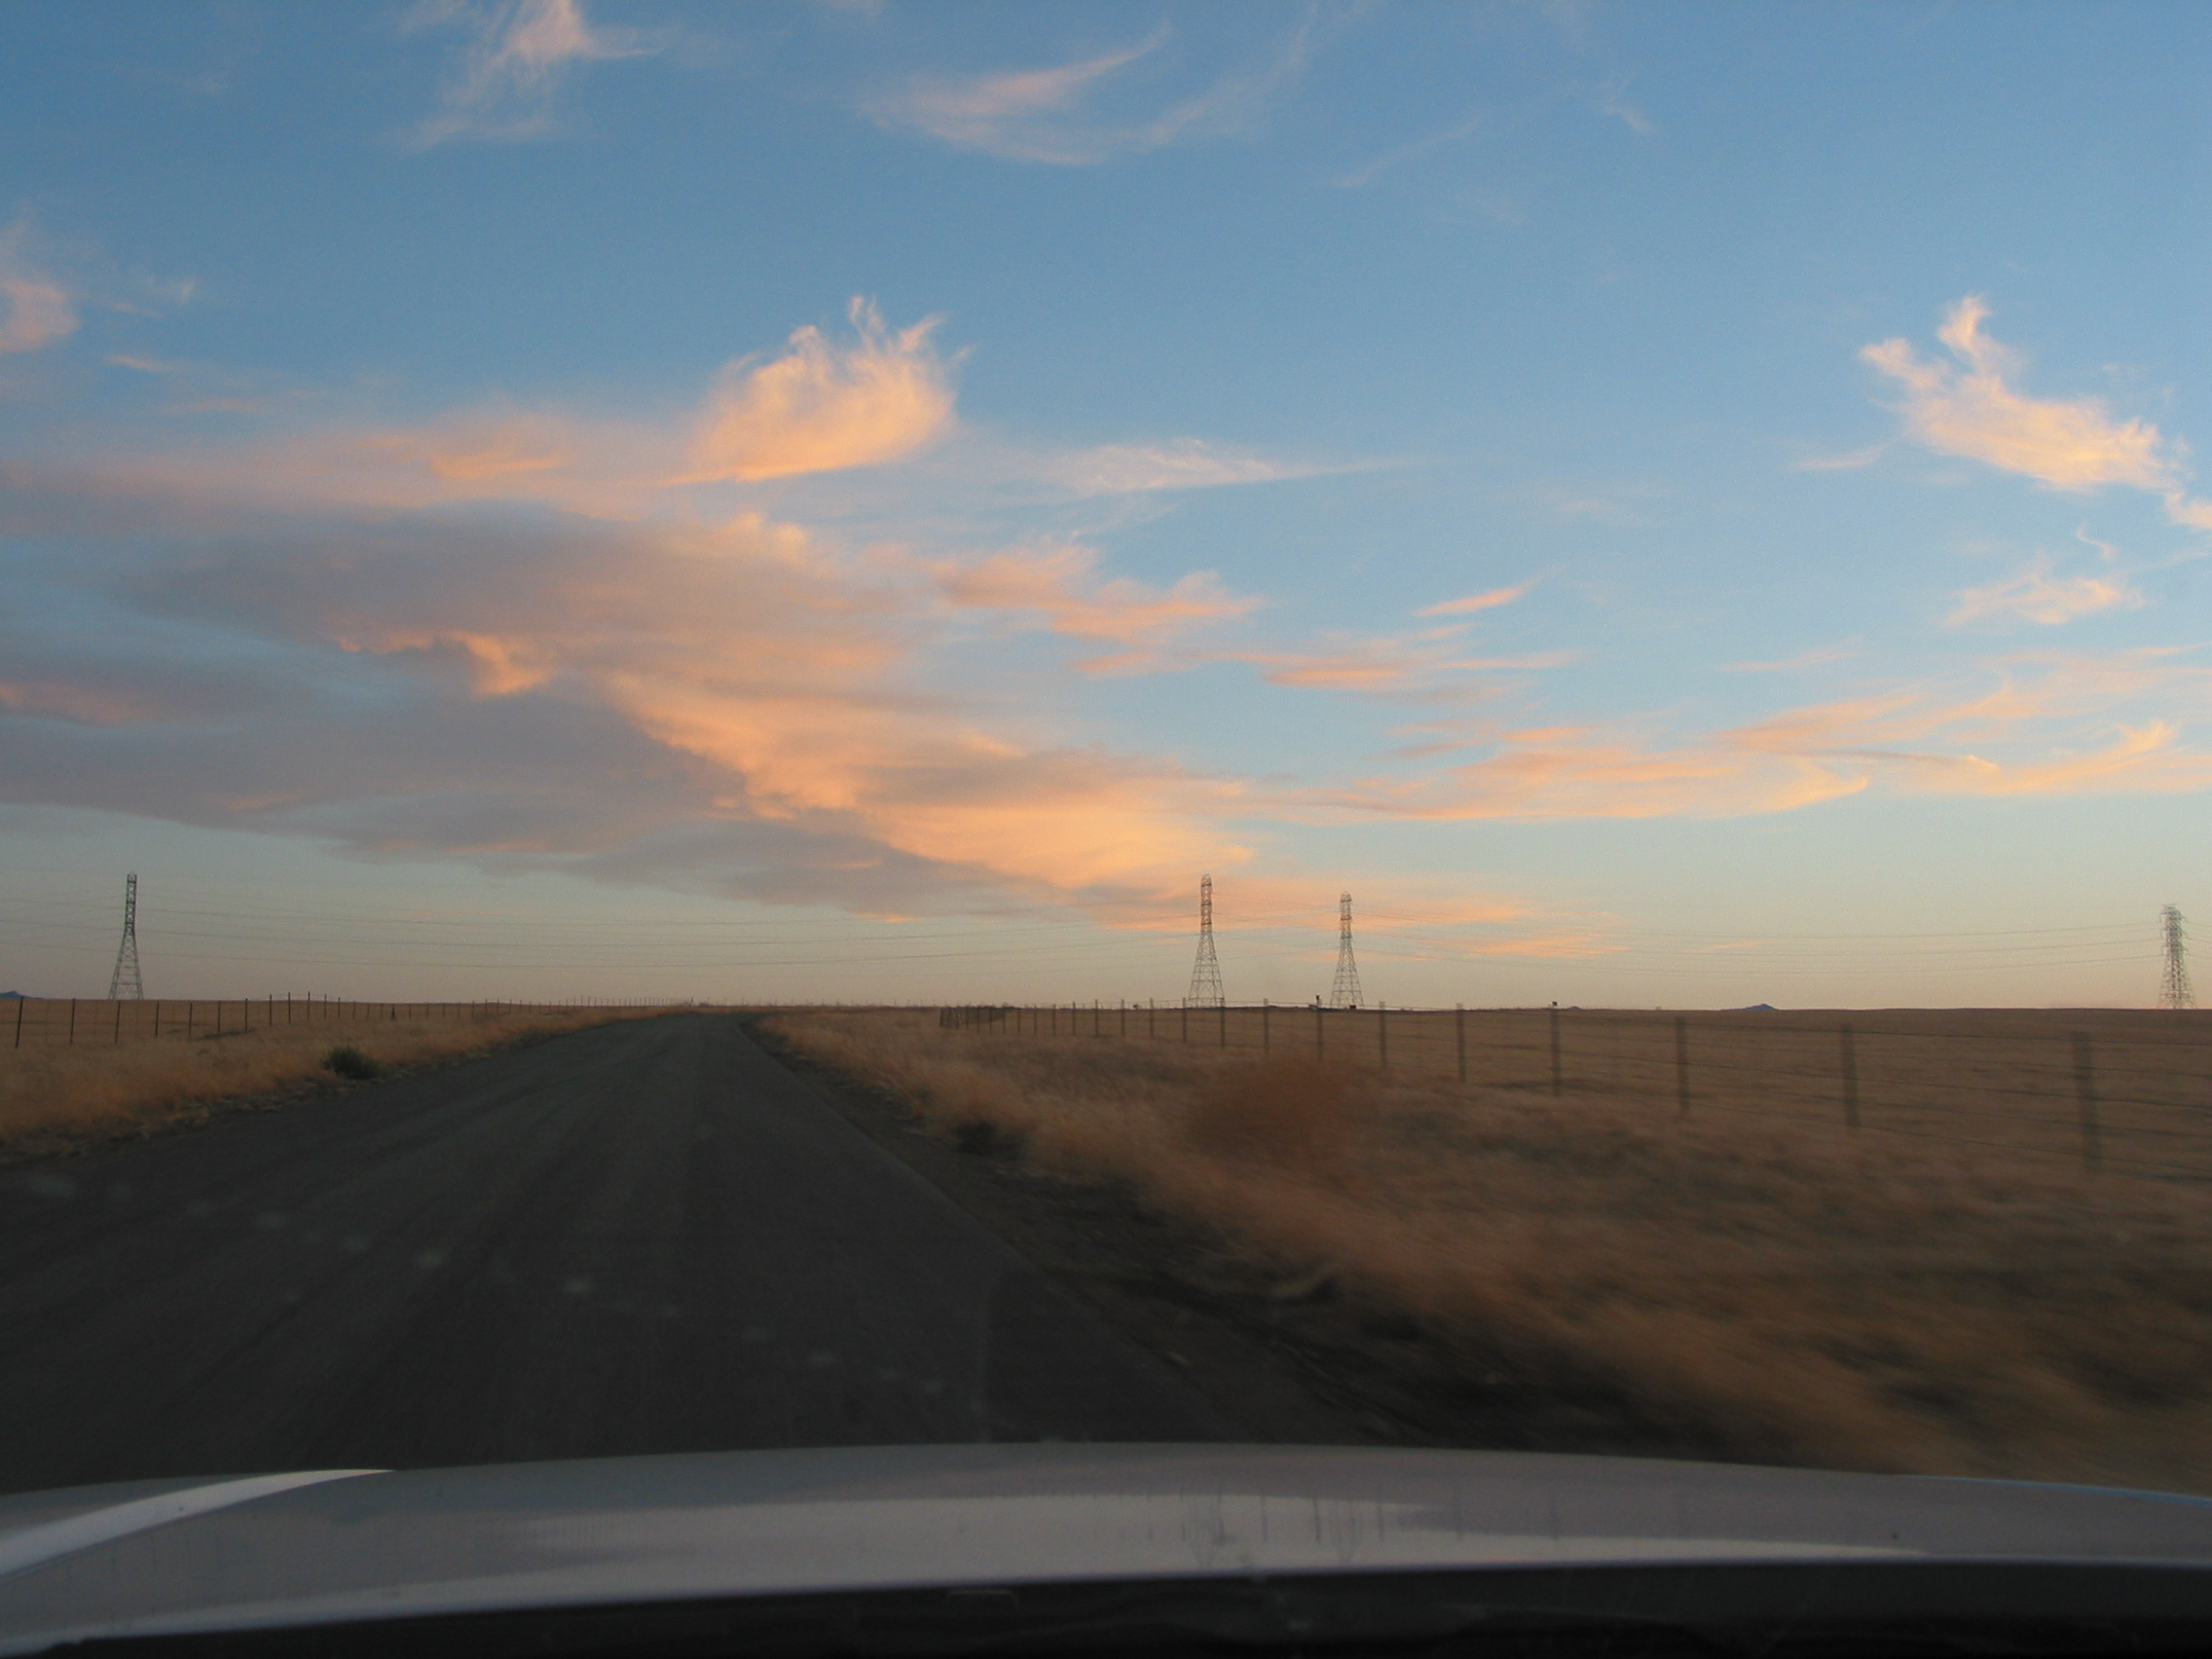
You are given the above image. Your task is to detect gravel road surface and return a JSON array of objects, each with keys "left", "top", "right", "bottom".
[{"left": 0, "top": 1014, "right": 1231, "bottom": 1494}]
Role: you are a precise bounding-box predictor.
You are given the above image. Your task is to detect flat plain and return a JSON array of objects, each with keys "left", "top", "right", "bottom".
[{"left": 769, "top": 1006, "right": 2212, "bottom": 1494}]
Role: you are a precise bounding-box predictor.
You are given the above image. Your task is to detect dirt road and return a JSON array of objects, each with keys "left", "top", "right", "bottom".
[{"left": 0, "top": 1014, "right": 1229, "bottom": 1493}]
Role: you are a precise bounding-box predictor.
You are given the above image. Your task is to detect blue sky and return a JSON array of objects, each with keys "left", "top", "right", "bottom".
[{"left": 2, "top": 0, "right": 2208, "bottom": 1007}]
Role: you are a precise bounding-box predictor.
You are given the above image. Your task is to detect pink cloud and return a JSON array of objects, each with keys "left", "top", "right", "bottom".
[
  {"left": 403, "top": 0, "right": 660, "bottom": 148},
  {"left": 934, "top": 541, "right": 1259, "bottom": 672},
  {"left": 0, "top": 222, "right": 74, "bottom": 355},
  {"left": 1862, "top": 297, "right": 2180, "bottom": 493},
  {"left": 1304, "top": 648, "right": 2212, "bottom": 822},
  {"left": 1417, "top": 577, "right": 1537, "bottom": 618},
  {"left": 685, "top": 300, "right": 956, "bottom": 483}
]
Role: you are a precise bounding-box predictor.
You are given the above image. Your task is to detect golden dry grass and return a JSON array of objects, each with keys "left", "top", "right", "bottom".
[
  {"left": 0, "top": 1004, "right": 655, "bottom": 1158},
  {"left": 768, "top": 1008, "right": 2212, "bottom": 1493}
]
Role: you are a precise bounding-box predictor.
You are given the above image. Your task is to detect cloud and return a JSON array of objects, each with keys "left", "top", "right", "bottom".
[
  {"left": 2165, "top": 493, "right": 2212, "bottom": 531},
  {"left": 864, "top": 19, "right": 1314, "bottom": 166},
  {"left": 1593, "top": 77, "right": 1654, "bottom": 135},
  {"left": 1417, "top": 577, "right": 1536, "bottom": 617},
  {"left": 403, "top": 0, "right": 657, "bottom": 148},
  {"left": 1302, "top": 648, "right": 2212, "bottom": 822},
  {"left": 1326, "top": 116, "right": 1484, "bottom": 190},
  {"left": 46, "top": 301, "right": 954, "bottom": 518},
  {"left": 53, "top": 302, "right": 1345, "bottom": 527},
  {"left": 686, "top": 300, "right": 956, "bottom": 482},
  {"left": 0, "top": 222, "right": 75, "bottom": 355},
  {"left": 1236, "top": 630, "right": 1575, "bottom": 697},
  {"left": 1946, "top": 557, "right": 2143, "bottom": 627},
  {"left": 933, "top": 541, "right": 1260, "bottom": 673},
  {"left": 0, "top": 461, "right": 1264, "bottom": 913},
  {"left": 1861, "top": 296, "right": 2181, "bottom": 492},
  {"left": 1020, "top": 438, "right": 1336, "bottom": 496}
]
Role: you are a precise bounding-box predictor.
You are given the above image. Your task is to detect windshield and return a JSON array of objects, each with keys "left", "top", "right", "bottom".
[{"left": 1, "top": 0, "right": 2209, "bottom": 1647}]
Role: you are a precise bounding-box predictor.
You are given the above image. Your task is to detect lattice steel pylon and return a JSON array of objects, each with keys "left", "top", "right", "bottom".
[
  {"left": 1329, "top": 891, "right": 1363, "bottom": 1010},
  {"left": 2161, "top": 903, "right": 2194, "bottom": 1010},
  {"left": 107, "top": 871, "right": 143, "bottom": 1001},
  {"left": 1186, "top": 874, "right": 1224, "bottom": 1007}
]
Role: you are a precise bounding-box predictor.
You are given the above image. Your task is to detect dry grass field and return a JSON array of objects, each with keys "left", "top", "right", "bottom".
[
  {"left": 768, "top": 1006, "right": 2212, "bottom": 1494},
  {"left": 0, "top": 1000, "right": 655, "bottom": 1160}
]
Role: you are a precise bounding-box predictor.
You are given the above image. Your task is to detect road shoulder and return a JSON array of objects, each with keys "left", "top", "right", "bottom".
[{"left": 749, "top": 1021, "right": 1708, "bottom": 1459}]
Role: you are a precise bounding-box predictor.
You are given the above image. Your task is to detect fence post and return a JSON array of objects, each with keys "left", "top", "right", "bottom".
[
  {"left": 2072, "top": 1031, "right": 2102, "bottom": 1174},
  {"left": 1181, "top": 1003, "right": 1189, "bottom": 1044},
  {"left": 1218, "top": 1002, "right": 1227, "bottom": 1048},
  {"left": 68, "top": 998, "right": 76, "bottom": 1046},
  {"left": 13, "top": 997, "right": 21, "bottom": 1050},
  {"left": 1377, "top": 1004, "right": 1388, "bottom": 1070},
  {"left": 1263, "top": 999, "right": 1271, "bottom": 1053},
  {"left": 1148, "top": 999, "right": 1155, "bottom": 1039},
  {"left": 1314, "top": 1003, "right": 1324, "bottom": 1058},
  {"left": 1456, "top": 1003, "right": 1466, "bottom": 1085},
  {"left": 1674, "top": 1016, "right": 1690, "bottom": 1117},
  {"left": 1549, "top": 1006, "right": 1563, "bottom": 1096},
  {"left": 1839, "top": 1022, "right": 1860, "bottom": 1130},
  {"left": 113, "top": 1000, "right": 122, "bottom": 1044},
  {"left": 1121, "top": 1000, "right": 1127, "bottom": 1039}
]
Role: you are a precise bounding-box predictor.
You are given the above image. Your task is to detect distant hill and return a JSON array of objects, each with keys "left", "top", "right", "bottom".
[{"left": 0, "top": 991, "right": 22, "bottom": 1000}]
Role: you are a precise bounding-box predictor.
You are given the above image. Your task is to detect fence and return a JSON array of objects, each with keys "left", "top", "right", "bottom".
[
  {"left": 940, "top": 1001, "right": 2212, "bottom": 1181},
  {"left": 5, "top": 997, "right": 612, "bottom": 1051}
]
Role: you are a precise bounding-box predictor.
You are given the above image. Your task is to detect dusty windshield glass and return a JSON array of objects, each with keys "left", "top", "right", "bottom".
[{"left": 1, "top": 0, "right": 2209, "bottom": 1537}]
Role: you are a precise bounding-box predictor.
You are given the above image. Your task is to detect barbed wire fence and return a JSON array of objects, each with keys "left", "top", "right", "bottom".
[
  {"left": 4, "top": 996, "right": 687, "bottom": 1050},
  {"left": 937, "top": 1001, "right": 2212, "bottom": 1181}
]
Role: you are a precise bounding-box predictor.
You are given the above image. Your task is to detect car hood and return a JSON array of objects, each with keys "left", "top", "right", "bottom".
[{"left": 1, "top": 1444, "right": 2210, "bottom": 1652}]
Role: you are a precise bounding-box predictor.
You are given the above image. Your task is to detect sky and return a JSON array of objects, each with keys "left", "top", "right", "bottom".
[{"left": 2, "top": 0, "right": 2209, "bottom": 1009}]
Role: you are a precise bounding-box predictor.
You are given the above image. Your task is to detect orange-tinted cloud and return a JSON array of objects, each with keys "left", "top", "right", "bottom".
[
  {"left": 934, "top": 541, "right": 1259, "bottom": 673},
  {"left": 1417, "top": 577, "right": 1537, "bottom": 618},
  {"left": 0, "top": 222, "right": 74, "bottom": 355},
  {"left": 864, "top": 22, "right": 1313, "bottom": 166},
  {"left": 685, "top": 299, "right": 956, "bottom": 482},
  {"left": 403, "top": 0, "right": 658, "bottom": 148},
  {"left": 1238, "top": 629, "right": 1574, "bottom": 696},
  {"left": 1862, "top": 297, "right": 2179, "bottom": 492},
  {"left": 1305, "top": 648, "right": 2212, "bottom": 822},
  {"left": 1946, "top": 557, "right": 2142, "bottom": 627}
]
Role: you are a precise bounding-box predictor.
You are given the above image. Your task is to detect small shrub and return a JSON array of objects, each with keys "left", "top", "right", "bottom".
[{"left": 322, "top": 1045, "right": 381, "bottom": 1081}]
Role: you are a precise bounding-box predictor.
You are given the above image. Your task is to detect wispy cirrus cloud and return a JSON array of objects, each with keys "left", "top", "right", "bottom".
[
  {"left": 0, "top": 221, "right": 75, "bottom": 355},
  {"left": 933, "top": 541, "right": 1260, "bottom": 675},
  {"left": 401, "top": 0, "right": 658, "bottom": 148},
  {"left": 1946, "top": 557, "right": 2143, "bottom": 628},
  {"left": 1239, "top": 633, "right": 1574, "bottom": 698},
  {"left": 1301, "top": 648, "right": 2212, "bottom": 822},
  {"left": 1418, "top": 577, "right": 1537, "bottom": 617},
  {"left": 863, "top": 18, "right": 1317, "bottom": 166}
]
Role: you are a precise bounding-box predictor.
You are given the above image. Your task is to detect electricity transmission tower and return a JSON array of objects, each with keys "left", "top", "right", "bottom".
[
  {"left": 1186, "top": 874, "right": 1224, "bottom": 1007},
  {"left": 2161, "top": 903, "right": 2194, "bottom": 1010},
  {"left": 1329, "top": 891, "right": 1363, "bottom": 1010},
  {"left": 107, "top": 872, "right": 143, "bottom": 1001}
]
